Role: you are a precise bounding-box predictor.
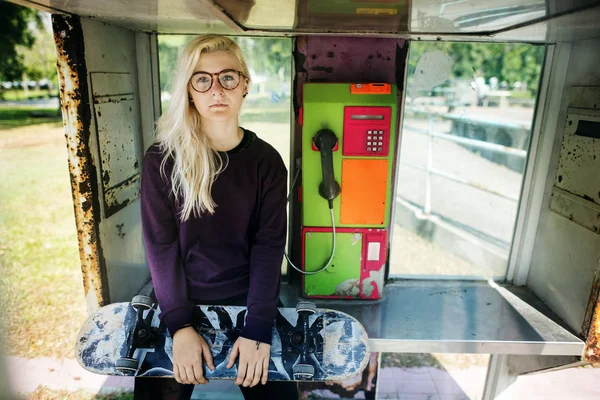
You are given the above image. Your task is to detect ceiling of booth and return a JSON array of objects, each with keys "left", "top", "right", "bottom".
[{"left": 13, "top": 0, "right": 600, "bottom": 42}]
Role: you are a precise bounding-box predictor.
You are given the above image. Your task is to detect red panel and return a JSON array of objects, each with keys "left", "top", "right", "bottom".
[{"left": 343, "top": 106, "right": 392, "bottom": 156}]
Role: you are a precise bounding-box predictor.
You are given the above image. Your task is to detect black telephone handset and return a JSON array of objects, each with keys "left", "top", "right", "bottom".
[{"left": 312, "top": 128, "right": 341, "bottom": 209}]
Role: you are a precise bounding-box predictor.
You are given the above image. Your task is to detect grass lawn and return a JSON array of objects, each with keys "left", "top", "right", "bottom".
[
  {"left": 0, "top": 122, "right": 88, "bottom": 359},
  {"left": 21, "top": 387, "right": 133, "bottom": 400},
  {"left": 0, "top": 106, "right": 62, "bottom": 130}
]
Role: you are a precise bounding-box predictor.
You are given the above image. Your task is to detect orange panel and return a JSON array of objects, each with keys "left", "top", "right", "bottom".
[
  {"left": 350, "top": 83, "right": 392, "bottom": 95},
  {"left": 340, "top": 159, "right": 388, "bottom": 225}
]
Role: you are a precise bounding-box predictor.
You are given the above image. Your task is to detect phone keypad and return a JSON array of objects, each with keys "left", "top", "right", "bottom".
[{"left": 366, "top": 130, "right": 385, "bottom": 153}]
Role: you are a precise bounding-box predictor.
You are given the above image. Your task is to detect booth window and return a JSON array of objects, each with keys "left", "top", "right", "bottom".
[
  {"left": 391, "top": 42, "right": 545, "bottom": 281},
  {"left": 157, "top": 35, "right": 293, "bottom": 273}
]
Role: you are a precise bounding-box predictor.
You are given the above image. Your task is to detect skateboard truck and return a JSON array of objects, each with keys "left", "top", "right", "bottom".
[
  {"left": 292, "top": 301, "right": 317, "bottom": 380},
  {"left": 116, "top": 295, "right": 158, "bottom": 375}
]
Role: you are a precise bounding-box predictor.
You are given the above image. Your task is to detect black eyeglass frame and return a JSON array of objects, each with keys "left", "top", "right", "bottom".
[{"left": 189, "top": 69, "right": 246, "bottom": 93}]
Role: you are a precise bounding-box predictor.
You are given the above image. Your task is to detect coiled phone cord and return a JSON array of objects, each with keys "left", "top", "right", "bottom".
[{"left": 284, "top": 167, "right": 336, "bottom": 275}]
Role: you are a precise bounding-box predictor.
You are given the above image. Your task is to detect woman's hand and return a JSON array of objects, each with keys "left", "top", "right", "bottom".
[
  {"left": 226, "top": 337, "right": 271, "bottom": 387},
  {"left": 173, "top": 326, "right": 216, "bottom": 384}
]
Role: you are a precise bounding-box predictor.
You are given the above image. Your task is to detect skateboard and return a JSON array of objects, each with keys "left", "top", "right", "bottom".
[{"left": 75, "top": 296, "right": 370, "bottom": 382}]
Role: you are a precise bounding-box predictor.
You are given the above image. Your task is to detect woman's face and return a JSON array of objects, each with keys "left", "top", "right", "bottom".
[{"left": 188, "top": 50, "right": 248, "bottom": 124}]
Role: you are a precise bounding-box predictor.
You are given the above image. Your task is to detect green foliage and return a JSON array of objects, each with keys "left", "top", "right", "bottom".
[
  {"left": 235, "top": 37, "right": 292, "bottom": 79},
  {"left": 158, "top": 39, "right": 180, "bottom": 92},
  {"left": 157, "top": 35, "right": 292, "bottom": 92},
  {"left": 408, "top": 41, "right": 545, "bottom": 97},
  {"left": 17, "top": 19, "right": 58, "bottom": 83},
  {"left": 0, "top": 2, "right": 42, "bottom": 81}
]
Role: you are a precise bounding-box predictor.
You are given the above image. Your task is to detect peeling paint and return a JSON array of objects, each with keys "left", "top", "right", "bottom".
[
  {"left": 584, "top": 300, "right": 600, "bottom": 362},
  {"left": 53, "top": 14, "right": 109, "bottom": 312},
  {"left": 584, "top": 261, "right": 600, "bottom": 362},
  {"left": 361, "top": 268, "right": 384, "bottom": 298},
  {"left": 335, "top": 279, "right": 361, "bottom": 297}
]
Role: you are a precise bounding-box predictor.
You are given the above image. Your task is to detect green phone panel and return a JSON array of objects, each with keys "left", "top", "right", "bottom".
[
  {"left": 302, "top": 83, "right": 397, "bottom": 228},
  {"left": 303, "top": 231, "right": 362, "bottom": 297}
]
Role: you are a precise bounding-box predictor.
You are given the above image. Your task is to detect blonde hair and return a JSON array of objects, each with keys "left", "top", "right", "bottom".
[{"left": 155, "top": 35, "right": 251, "bottom": 221}]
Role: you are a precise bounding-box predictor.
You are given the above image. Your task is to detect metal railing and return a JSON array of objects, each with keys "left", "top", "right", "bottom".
[{"left": 401, "top": 113, "right": 525, "bottom": 215}]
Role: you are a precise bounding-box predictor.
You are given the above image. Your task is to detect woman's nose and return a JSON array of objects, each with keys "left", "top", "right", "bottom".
[{"left": 210, "top": 76, "right": 225, "bottom": 96}]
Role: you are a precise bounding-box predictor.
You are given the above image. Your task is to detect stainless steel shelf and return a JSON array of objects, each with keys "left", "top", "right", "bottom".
[{"left": 280, "top": 280, "right": 585, "bottom": 356}]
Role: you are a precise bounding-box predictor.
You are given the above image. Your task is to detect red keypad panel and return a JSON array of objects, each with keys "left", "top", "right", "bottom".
[{"left": 343, "top": 106, "right": 392, "bottom": 156}]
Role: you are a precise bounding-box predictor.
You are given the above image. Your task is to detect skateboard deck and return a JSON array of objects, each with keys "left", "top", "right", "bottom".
[{"left": 75, "top": 297, "right": 370, "bottom": 382}]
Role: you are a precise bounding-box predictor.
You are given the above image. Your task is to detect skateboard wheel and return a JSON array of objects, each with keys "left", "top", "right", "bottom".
[
  {"left": 293, "top": 363, "right": 315, "bottom": 380},
  {"left": 116, "top": 357, "right": 139, "bottom": 375},
  {"left": 296, "top": 301, "right": 316, "bottom": 315},
  {"left": 131, "top": 295, "right": 154, "bottom": 311}
]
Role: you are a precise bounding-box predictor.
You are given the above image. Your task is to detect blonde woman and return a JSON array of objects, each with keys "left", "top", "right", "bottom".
[{"left": 140, "top": 35, "right": 297, "bottom": 399}]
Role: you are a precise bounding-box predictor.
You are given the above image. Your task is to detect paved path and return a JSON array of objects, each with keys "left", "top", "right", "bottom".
[
  {"left": 5, "top": 356, "right": 134, "bottom": 395},
  {"left": 5, "top": 354, "right": 600, "bottom": 399}
]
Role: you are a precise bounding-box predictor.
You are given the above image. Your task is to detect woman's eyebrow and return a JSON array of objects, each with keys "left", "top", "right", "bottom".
[{"left": 192, "top": 68, "right": 237, "bottom": 74}]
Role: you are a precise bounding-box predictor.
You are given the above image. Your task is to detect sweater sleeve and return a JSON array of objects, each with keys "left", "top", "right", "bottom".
[
  {"left": 140, "top": 146, "right": 194, "bottom": 337},
  {"left": 241, "top": 149, "right": 288, "bottom": 344}
]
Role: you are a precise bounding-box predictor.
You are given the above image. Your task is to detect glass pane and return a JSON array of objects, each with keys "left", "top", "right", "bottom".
[
  {"left": 157, "top": 35, "right": 292, "bottom": 273},
  {"left": 390, "top": 42, "right": 545, "bottom": 280}
]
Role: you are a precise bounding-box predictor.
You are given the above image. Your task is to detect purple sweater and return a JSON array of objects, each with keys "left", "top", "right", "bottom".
[{"left": 140, "top": 129, "right": 287, "bottom": 344}]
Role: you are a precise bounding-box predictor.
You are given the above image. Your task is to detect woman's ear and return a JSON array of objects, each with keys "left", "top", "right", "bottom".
[{"left": 243, "top": 79, "right": 249, "bottom": 98}]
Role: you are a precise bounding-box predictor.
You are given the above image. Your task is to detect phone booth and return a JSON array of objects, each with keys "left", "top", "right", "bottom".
[
  {"left": 301, "top": 83, "right": 397, "bottom": 299},
  {"left": 7, "top": 0, "right": 600, "bottom": 399}
]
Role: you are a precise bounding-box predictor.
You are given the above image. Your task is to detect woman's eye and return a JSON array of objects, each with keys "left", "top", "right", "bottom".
[
  {"left": 222, "top": 75, "right": 234, "bottom": 81},
  {"left": 197, "top": 76, "right": 210, "bottom": 83}
]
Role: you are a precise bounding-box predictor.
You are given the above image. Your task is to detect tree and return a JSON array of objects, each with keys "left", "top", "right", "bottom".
[
  {"left": 17, "top": 14, "right": 57, "bottom": 89},
  {"left": 0, "top": 2, "right": 41, "bottom": 83},
  {"left": 407, "top": 41, "right": 545, "bottom": 97}
]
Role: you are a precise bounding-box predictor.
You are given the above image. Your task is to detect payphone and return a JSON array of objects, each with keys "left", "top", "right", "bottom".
[{"left": 299, "top": 83, "right": 397, "bottom": 299}]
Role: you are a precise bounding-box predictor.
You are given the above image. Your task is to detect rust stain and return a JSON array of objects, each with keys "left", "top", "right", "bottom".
[
  {"left": 583, "top": 262, "right": 600, "bottom": 362},
  {"left": 584, "top": 299, "right": 600, "bottom": 362},
  {"left": 583, "top": 266, "right": 600, "bottom": 337},
  {"left": 52, "top": 14, "right": 109, "bottom": 312}
]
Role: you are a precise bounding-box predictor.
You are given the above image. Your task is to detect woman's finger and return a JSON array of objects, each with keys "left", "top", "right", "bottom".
[
  {"left": 174, "top": 364, "right": 182, "bottom": 384},
  {"left": 227, "top": 340, "right": 239, "bottom": 369},
  {"left": 250, "top": 361, "right": 261, "bottom": 387},
  {"left": 192, "top": 363, "right": 207, "bottom": 384},
  {"left": 261, "top": 357, "right": 269, "bottom": 385},
  {"left": 236, "top": 361, "right": 248, "bottom": 386},
  {"left": 201, "top": 341, "right": 216, "bottom": 371},
  {"left": 179, "top": 364, "right": 190, "bottom": 384},
  {"left": 243, "top": 360, "right": 255, "bottom": 387}
]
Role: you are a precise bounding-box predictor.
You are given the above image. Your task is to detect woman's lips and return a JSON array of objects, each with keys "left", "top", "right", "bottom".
[{"left": 210, "top": 103, "right": 228, "bottom": 108}]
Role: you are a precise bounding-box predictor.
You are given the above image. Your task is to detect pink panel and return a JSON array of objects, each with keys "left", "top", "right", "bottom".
[
  {"left": 360, "top": 229, "right": 387, "bottom": 299},
  {"left": 343, "top": 106, "right": 392, "bottom": 156}
]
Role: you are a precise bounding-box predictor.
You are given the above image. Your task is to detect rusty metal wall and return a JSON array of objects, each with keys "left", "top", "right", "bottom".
[
  {"left": 527, "top": 37, "right": 600, "bottom": 362},
  {"left": 52, "top": 15, "right": 110, "bottom": 312},
  {"left": 52, "top": 15, "right": 152, "bottom": 311},
  {"left": 79, "top": 18, "right": 150, "bottom": 305}
]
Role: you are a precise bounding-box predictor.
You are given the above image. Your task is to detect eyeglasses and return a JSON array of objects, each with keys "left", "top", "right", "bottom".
[{"left": 189, "top": 69, "right": 245, "bottom": 93}]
